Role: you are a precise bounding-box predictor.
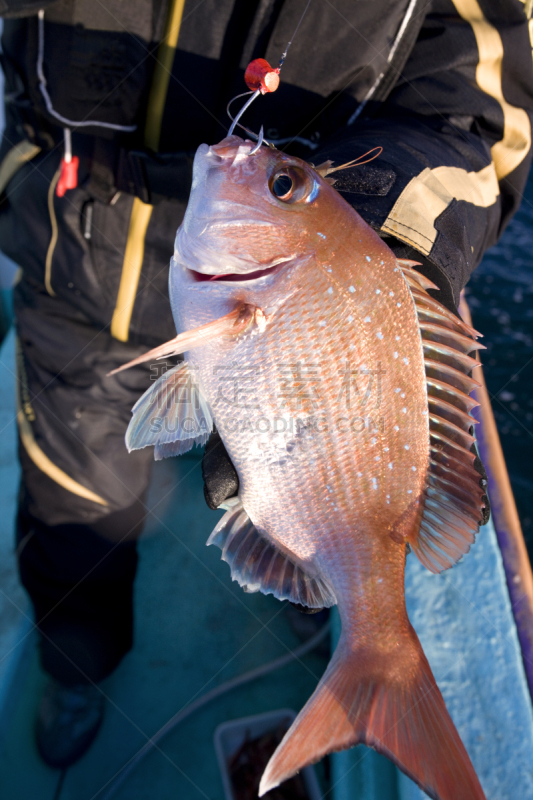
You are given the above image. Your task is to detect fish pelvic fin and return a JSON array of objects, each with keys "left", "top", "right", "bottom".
[
  {"left": 259, "top": 629, "right": 486, "bottom": 800},
  {"left": 207, "top": 498, "right": 336, "bottom": 608}
]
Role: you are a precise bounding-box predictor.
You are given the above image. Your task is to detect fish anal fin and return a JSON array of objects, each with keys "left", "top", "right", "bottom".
[
  {"left": 260, "top": 632, "right": 486, "bottom": 800},
  {"left": 207, "top": 498, "right": 336, "bottom": 608},
  {"left": 125, "top": 362, "right": 213, "bottom": 459}
]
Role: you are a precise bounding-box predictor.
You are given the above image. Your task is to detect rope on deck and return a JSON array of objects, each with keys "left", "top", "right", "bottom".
[{"left": 97, "top": 621, "right": 331, "bottom": 800}]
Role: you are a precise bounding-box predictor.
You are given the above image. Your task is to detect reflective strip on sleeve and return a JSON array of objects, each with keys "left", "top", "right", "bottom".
[
  {"left": 381, "top": 162, "right": 499, "bottom": 254},
  {"left": 452, "top": 0, "right": 531, "bottom": 179}
]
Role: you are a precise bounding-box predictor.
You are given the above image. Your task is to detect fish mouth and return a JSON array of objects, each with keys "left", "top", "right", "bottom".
[{"left": 189, "top": 261, "right": 288, "bottom": 283}]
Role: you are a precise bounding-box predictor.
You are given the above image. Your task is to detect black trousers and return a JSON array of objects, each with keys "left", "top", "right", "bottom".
[{"left": 1, "top": 143, "right": 186, "bottom": 684}]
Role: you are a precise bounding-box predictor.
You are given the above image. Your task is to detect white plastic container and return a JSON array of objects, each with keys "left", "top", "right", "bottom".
[{"left": 214, "top": 708, "right": 323, "bottom": 800}]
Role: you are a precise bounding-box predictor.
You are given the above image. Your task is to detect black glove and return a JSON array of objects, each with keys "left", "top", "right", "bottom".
[{"left": 202, "top": 431, "right": 239, "bottom": 510}]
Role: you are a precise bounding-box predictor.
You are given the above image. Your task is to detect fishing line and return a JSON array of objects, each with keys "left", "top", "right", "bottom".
[
  {"left": 97, "top": 621, "right": 330, "bottom": 800},
  {"left": 227, "top": 0, "right": 314, "bottom": 137},
  {"left": 278, "top": 0, "right": 314, "bottom": 70},
  {"left": 52, "top": 768, "right": 67, "bottom": 800}
]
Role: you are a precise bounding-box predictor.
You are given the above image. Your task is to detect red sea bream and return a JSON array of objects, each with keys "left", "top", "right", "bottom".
[{"left": 121, "top": 136, "right": 488, "bottom": 800}]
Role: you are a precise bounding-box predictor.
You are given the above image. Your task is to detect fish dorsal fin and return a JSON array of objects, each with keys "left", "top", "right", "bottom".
[
  {"left": 126, "top": 362, "right": 214, "bottom": 460},
  {"left": 207, "top": 498, "right": 336, "bottom": 609},
  {"left": 397, "top": 260, "right": 488, "bottom": 574}
]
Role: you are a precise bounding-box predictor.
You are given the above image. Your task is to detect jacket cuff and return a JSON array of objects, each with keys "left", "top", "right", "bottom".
[{"left": 383, "top": 236, "right": 458, "bottom": 315}]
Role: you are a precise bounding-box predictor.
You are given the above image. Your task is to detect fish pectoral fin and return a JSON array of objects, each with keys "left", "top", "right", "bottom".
[
  {"left": 108, "top": 303, "right": 262, "bottom": 376},
  {"left": 260, "top": 632, "right": 486, "bottom": 800},
  {"left": 207, "top": 498, "right": 336, "bottom": 609},
  {"left": 125, "top": 362, "right": 213, "bottom": 460}
]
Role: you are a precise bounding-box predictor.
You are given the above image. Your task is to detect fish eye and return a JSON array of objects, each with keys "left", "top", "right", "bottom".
[
  {"left": 269, "top": 166, "right": 315, "bottom": 204},
  {"left": 272, "top": 174, "right": 293, "bottom": 198}
]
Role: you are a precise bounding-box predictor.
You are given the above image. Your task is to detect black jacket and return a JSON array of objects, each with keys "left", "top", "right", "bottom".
[{"left": 1, "top": 0, "right": 532, "bottom": 311}]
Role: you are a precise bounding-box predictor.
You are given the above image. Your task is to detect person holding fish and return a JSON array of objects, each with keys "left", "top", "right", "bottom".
[{"left": 0, "top": 1, "right": 531, "bottom": 794}]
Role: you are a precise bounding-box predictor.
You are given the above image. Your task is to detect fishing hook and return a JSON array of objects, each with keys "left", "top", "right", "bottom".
[
  {"left": 248, "top": 126, "right": 264, "bottom": 155},
  {"left": 226, "top": 92, "right": 272, "bottom": 151},
  {"left": 228, "top": 89, "right": 261, "bottom": 136}
]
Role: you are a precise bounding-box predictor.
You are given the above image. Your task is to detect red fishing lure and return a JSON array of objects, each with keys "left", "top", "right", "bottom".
[{"left": 244, "top": 58, "right": 280, "bottom": 94}]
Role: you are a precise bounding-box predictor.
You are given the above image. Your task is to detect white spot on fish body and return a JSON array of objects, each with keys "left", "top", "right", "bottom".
[
  {"left": 401, "top": 392, "right": 405, "bottom": 398},
  {"left": 376, "top": 289, "right": 381, "bottom": 294},
  {"left": 388, "top": 462, "right": 393, "bottom": 469},
  {"left": 371, "top": 438, "right": 377, "bottom": 445},
  {"left": 349, "top": 285, "right": 355, "bottom": 293},
  {"left": 377, "top": 331, "right": 383, "bottom": 339},
  {"left": 384, "top": 446, "right": 389, "bottom": 452},
  {"left": 375, "top": 455, "right": 380, "bottom": 461},
  {"left": 395, "top": 335, "right": 400, "bottom": 341},
  {"left": 397, "top": 302, "right": 402, "bottom": 307},
  {"left": 389, "top": 291, "right": 394, "bottom": 297},
  {"left": 402, "top": 407, "right": 407, "bottom": 413},
  {"left": 348, "top": 315, "right": 353, "bottom": 322},
  {"left": 403, "top": 357, "right": 409, "bottom": 365},
  {"left": 319, "top": 320, "right": 326, "bottom": 327},
  {"left": 395, "top": 388, "right": 401, "bottom": 393},
  {"left": 364, "top": 316, "right": 371, "bottom": 323},
  {"left": 407, "top": 489, "right": 413, "bottom": 494},
  {"left": 317, "top": 232, "right": 326, "bottom": 239},
  {"left": 381, "top": 260, "right": 384, "bottom": 265},
  {"left": 357, "top": 472, "right": 362, "bottom": 477},
  {"left": 412, "top": 466, "right": 416, "bottom": 471},
  {"left": 372, "top": 477, "right": 378, "bottom": 490},
  {"left": 394, "top": 352, "right": 398, "bottom": 358},
  {"left": 405, "top": 444, "right": 410, "bottom": 450},
  {"left": 394, "top": 425, "right": 399, "bottom": 431},
  {"left": 366, "top": 256, "right": 371, "bottom": 262},
  {"left": 327, "top": 287, "right": 333, "bottom": 294}
]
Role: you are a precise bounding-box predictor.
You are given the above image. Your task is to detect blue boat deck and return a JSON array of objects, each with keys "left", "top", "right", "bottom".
[
  {"left": 0, "top": 329, "right": 330, "bottom": 799},
  {"left": 0, "top": 322, "right": 533, "bottom": 800}
]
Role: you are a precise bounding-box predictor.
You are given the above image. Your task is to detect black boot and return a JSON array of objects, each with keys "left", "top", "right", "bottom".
[{"left": 35, "top": 679, "right": 105, "bottom": 767}]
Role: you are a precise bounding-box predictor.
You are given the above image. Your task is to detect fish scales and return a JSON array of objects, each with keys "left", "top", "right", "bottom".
[
  {"left": 184, "top": 269, "right": 424, "bottom": 565},
  {"left": 172, "top": 161, "right": 428, "bottom": 574},
  {"left": 123, "top": 136, "right": 487, "bottom": 800}
]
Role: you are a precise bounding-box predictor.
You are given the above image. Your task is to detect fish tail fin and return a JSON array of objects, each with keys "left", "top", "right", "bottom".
[{"left": 259, "top": 630, "right": 486, "bottom": 800}]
